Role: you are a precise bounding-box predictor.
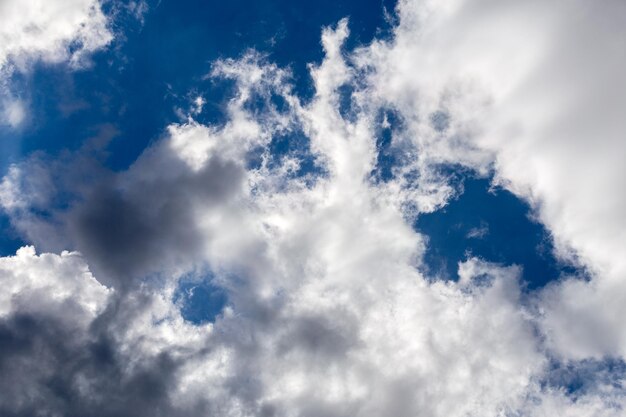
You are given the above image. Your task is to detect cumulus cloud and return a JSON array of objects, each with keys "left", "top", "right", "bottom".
[
  {"left": 0, "top": 246, "right": 110, "bottom": 321},
  {"left": 353, "top": 0, "right": 626, "bottom": 360},
  {"left": 0, "top": 246, "right": 112, "bottom": 415},
  {"left": 0, "top": 0, "right": 625, "bottom": 416}
]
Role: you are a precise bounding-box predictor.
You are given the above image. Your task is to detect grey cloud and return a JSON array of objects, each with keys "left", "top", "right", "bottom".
[
  {"left": 68, "top": 153, "right": 243, "bottom": 286},
  {"left": 1, "top": 146, "right": 245, "bottom": 288},
  {"left": 69, "top": 154, "right": 244, "bottom": 286},
  {"left": 0, "top": 304, "right": 211, "bottom": 417},
  {"left": 277, "top": 313, "right": 359, "bottom": 360},
  {"left": 0, "top": 141, "right": 250, "bottom": 415}
]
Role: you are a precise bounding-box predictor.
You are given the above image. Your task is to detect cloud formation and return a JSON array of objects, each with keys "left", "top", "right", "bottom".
[
  {"left": 0, "top": 0, "right": 625, "bottom": 416},
  {"left": 355, "top": 0, "right": 626, "bottom": 361},
  {"left": 0, "top": 0, "right": 112, "bottom": 127}
]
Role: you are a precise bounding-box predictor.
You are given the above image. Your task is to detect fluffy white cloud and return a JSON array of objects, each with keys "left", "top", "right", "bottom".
[
  {"left": 352, "top": 0, "right": 626, "bottom": 360},
  {"left": 0, "top": 245, "right": 110, "bottom": 320},
  {"left": 0, "top": 0, "right": 111, "bottom": 69},
  {"left": 0, "top": 0, "right": 112, "bottom": 127}
]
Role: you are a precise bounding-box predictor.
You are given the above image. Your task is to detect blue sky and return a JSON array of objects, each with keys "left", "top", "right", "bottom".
[
  {"left": 0, "top": 0, "right": 394, "bottom": 169},
  {"left": 0, "top": 1, "right": 625, "bottom": 416}
]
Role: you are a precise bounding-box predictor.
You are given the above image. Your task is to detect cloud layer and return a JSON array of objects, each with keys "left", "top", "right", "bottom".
[{"left": 1, "top": 0, "right": 625, "bottom": 416}]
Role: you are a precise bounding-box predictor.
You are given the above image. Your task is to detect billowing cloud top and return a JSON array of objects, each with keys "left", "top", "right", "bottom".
[{"left": 0, "top": 0, "right": 625, "bottom": 416}]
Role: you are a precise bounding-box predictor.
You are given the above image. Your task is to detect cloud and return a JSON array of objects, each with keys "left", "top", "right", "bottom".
[
  {"left": 0, "top": 97, "right": 25, "bottom": 128},
  {"left": 0, "top": 1, "right": 625, "bottom": 416},
  {"left": 353, "top": 0, "right": 626, "bottom": 360},
  {"left": 0, "top": 0, "right": 111, "bottom": 70},
  {"left": 0, "top": 246, "right": 110, "bottom": 320},
  {"left": 466, "top": 222, "right": 488, "bottom": 239},
  {"left": 0, "top": 0, "right": 112, "bottom": 128},
  {"left": 0, "top": 246, "right": 112, "bottom": 416}
]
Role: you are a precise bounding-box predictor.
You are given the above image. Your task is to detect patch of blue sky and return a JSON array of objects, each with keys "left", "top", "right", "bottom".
[
  {"left": 415, "top": 175, "right": 582, "bottom": 289},
  {"left": 0, "top": 213, "right": 24, "bottom": 256},
  {"left": 1, "top": 0, "right": 396, "bottom": 169},
  {"left": 173, "top": 277, "right": 228, "bottom": 325},
  {"left": 542, "top": 358, "right": 626, "bottom": 399},
  {"left": 248, "top": 128, "right": 328, "bottom": 184},
  {"left": 370, "top": 108, "right": 404, "bottom": 183}
]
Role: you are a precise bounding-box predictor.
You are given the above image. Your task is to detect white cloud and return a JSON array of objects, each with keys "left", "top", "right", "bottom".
[
  {"left": 466, "top": 222, "right": 488, "bottom": 239},
  {"left": 0, "top": 97, "right": 26, "bottom": 128},
  {"left": 0, "top": 245, "right": 110, "bottom": 322},
  {"left": 0, "top": 0, "right": 112, "bottom": 128},
  {"left": 354, "top": 0, "right": 626, "bottom": 360},
  {"left": 0, "top": 0, "right": 111, "bottom": 70}
]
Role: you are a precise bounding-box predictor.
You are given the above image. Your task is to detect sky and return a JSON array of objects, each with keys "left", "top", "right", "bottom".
[{"left": 0, "top": 0, "right": 625, "bottom": 416}]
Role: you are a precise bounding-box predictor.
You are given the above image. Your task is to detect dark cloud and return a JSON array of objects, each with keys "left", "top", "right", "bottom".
[
  {"left": 0, "top": 308, "right": 210, "bottom": 417},
  {"left": 0, "top": 148, "right": 248, "bottom": 416},
  {"left": 68, "top": 154, "right": 244, "bottom": 287},
  {"left": 0, "top": 128, "right": 255, "bottom": 415}
]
